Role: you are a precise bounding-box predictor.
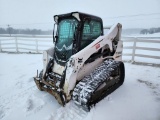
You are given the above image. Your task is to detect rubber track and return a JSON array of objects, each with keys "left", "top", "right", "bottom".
[{"left": 72, "top": 60, "right": 121, "bottom": 111}]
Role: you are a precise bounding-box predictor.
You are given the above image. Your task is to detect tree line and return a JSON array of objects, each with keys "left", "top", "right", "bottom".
[
  {"left": 140, "top": 27, "right": 160, "bottom": 34},
  {"left": 0, "top": 27, "right": 52, "bottom": 35}
]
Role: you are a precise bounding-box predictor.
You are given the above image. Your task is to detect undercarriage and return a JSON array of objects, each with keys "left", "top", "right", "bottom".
[
  {"left": 34, "top": 59, "right": 125, "bottom": 111},
  {"left": 72, "top": 60, "right": 125, "bottom": 111}
]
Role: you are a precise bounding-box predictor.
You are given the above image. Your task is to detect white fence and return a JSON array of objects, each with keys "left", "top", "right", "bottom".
[
  {"left": 122, "top": 37, "right": 160, "bottom": 62},
  {"left": 0, "top": 35, "right": 160, "bottom": 63},
  {"left": 0, "top": 35, "right": 53, "bottom": 53}
]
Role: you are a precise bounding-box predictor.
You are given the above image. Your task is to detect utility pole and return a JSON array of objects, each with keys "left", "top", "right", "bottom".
[{"left": 7, "top": 24, "right": 11, "bottom": 36}]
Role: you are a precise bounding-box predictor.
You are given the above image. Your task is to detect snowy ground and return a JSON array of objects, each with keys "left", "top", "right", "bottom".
[{"left": 0, "top": 53, "right": 160, "bottom": 120}]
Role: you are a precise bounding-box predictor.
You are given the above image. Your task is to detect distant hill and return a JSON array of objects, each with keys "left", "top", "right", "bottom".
[
  {"left": 104, "top": 28, "right": 143, "bottom": 35},
  {"left": 122, "top": 28, "right": 143, "bottom": 35}
]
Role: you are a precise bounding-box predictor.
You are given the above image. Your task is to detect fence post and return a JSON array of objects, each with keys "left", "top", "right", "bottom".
[
  {"left": 0, "top": 40, "right": 2, "bottom": 52},
  {"left": 36, "top": 39, "right": 38, "bottom": 53},
  {"left": 15, "top": 37, "right": 18, "bottom": 52},
  {"left": 132, "top": 38, "right": 137, "bottom": 62}
]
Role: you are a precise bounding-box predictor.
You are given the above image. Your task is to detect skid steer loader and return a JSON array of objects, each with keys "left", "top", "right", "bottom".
[{"left": 34, "top": 12, "right": 125, "bottom": 111}]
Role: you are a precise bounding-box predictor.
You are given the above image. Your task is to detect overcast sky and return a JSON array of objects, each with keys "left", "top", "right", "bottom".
[{"left": 0, "top": 0, "right": 160, "bottom": 30}]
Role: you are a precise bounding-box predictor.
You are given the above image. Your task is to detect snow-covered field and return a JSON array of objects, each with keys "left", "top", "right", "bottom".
[
  {"left": 0, "top": 53, "right": 160, "bottom": 120},
  {"left": 123, "top": 32, "right": 160, "bottom": 38}
]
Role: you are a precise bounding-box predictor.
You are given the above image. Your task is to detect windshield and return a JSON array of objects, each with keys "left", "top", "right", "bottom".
[
  {"left": 56, "top": 18, "right": 78, "bottom": 51},
  {"left": 54, "top": 18, "right": 78, "bottom": 65}
]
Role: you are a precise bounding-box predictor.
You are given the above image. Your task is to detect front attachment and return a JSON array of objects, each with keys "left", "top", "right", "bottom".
[{"left": 34, "top": 71, "right": 66, "bottom": 106}]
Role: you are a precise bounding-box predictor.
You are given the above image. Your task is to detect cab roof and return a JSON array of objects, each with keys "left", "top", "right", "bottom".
[{"left": 54, "top": 11, "right": 102, "bottom": 22}]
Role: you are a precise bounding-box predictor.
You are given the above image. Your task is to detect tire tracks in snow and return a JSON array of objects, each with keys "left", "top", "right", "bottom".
[
  {"left": 0, "top": 85, "right": 36, "bottom": 105},
  {"left": 137, "top": 79, "right": 160, "bottom": 101},
  {"left": 49, "top": 101, "right": 88, "bottom": 120},
  {"left": 0, "top": 85, "right": 36, "bottom": 119}
]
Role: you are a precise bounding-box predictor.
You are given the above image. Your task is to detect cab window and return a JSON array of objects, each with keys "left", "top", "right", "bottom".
[{"left": 80, "top": 20, "right": 102, "bottom": 50}]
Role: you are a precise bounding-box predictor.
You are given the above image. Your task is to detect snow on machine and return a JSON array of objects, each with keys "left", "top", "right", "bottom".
[{"left": 34, "top": 12, "right": 125, "bottom": 111}]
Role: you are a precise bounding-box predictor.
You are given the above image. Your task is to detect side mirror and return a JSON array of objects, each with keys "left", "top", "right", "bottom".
[
  {"left": 55, "top": 35, "right": 58, "bottom": 42},
  {"left": 53, "top": 23, "right": 57, "bottom": 43}
]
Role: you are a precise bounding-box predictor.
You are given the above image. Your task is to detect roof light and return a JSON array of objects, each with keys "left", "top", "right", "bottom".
[{"left": 72, "top": 12, "right": 80, "bottom": 21}]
